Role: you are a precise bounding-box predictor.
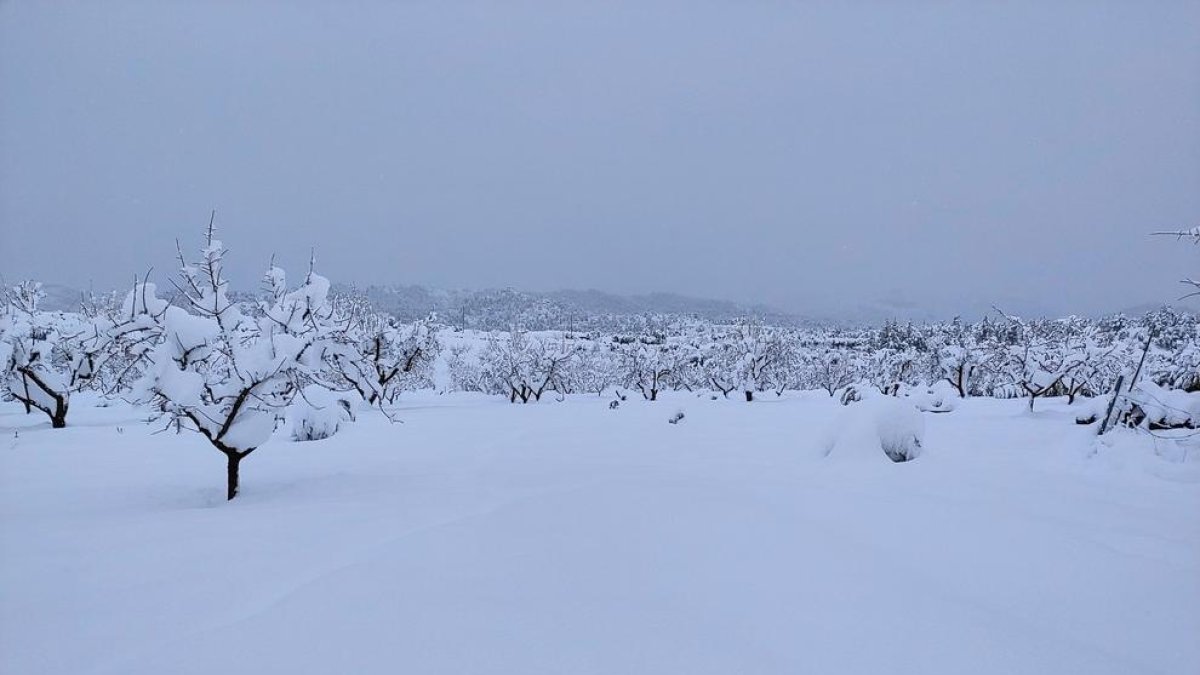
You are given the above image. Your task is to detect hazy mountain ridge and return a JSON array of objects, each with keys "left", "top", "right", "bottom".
[
  {"left": 29, "top": 280, "right": 1193, "bottom": 331},
  {"left": 350, "top": 284, "right": 809, "bottom": 332}
]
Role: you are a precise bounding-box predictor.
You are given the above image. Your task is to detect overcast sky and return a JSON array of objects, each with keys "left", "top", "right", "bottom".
[{"left": 1, "top": 1, "right": 1197, "bottom": 317}]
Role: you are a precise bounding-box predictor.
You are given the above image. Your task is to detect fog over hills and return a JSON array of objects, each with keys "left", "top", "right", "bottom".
[{"left": 28, "top": 280, "right": 1194, "bottom": 331}]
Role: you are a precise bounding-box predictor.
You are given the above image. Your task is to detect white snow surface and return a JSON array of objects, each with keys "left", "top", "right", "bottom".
[{"left": 2, "top": 392, "right": 1199, "bottom": 675}]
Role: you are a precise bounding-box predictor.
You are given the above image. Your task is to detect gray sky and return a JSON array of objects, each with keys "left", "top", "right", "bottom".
[{"left": 1, "top": 1, "right": 1197, "bottom": 317}]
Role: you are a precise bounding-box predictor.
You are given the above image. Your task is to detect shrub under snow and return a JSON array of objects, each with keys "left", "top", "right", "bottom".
[
  {"left": 289, "top": 386, "right": 356, "bottom": 442},
  {"left": 823, "top": 396, "right": 925, "bottom": 463}
]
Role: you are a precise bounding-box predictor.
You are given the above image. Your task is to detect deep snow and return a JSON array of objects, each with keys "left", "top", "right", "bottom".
[{"left": 2, "top": 392, "right": 1198, "bottom": 674}]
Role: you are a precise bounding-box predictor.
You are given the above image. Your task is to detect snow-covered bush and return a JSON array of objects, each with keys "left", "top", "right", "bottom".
[
  {"left": 822, "top": 396, "right": 925, "bottom": 463},
  {"left": 1159, "top": 329, "right": 1199, "bottom": 391},
  {"left": 289, "top": 386, "right": 356, "bottom": 441}
]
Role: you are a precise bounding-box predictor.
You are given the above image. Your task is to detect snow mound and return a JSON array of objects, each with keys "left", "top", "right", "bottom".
[
  {"left": 822, "top": 396, "right": 925, "bottom": 463},
  {"left": 904, "top": 380, "right": 959, "bottom": 413},
  {"left": 1084, "top": 382, "right": 1200, "bottom": 430},
  {"left": 1131, "top": 382, "right": 1199, "bottom": 429},
  {"left": 288, "top": 386, "right": 355, "bottom": 442}
]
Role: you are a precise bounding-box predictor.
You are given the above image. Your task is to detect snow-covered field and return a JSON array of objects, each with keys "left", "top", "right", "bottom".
[{"left": 2, "top": 393, "right": 1198, "bottom": 675}]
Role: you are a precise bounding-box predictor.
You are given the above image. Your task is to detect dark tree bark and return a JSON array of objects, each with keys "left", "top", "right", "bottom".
[
  {"left": 182, "top": 397, "right": 258, "bottom": 501},
  {"left": 945, "top": 366, "right": 966, "bottom": 398},
  {"left": 19, "top": 374, "right": 32, "bottom": 415},
  {"left": 13, "top": 367, "right": 68, "bottom": 428},
  {"left": 636, "top": 382, "right": 659, "bottom": 401},
  {"left": 744, "top": 390, "right": 754, "bottom": 402},
  {"left": 50, "top": 401, "right": 67, "bottom": 429},
  {"left": 226, "top": 452, "right": 243, "bottom": 501},
  {"left": 219, "top": 448, "right": 257, "bottom": 501}
]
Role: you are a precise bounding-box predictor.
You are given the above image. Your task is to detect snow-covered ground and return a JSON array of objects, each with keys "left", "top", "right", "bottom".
[{"left": 2, "top": 392, "right": 1198, "bottom": 674}]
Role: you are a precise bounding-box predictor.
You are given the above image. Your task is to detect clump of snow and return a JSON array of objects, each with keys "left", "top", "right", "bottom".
[
  {"left": 289, "top": 386, "right": 355, "bottom": 442},
  {"left": 838, "top": 382, "right": 873, "bottom": 406},
  {"left": 1075, "top": 396, "right": 1107, "bottom": 425},
  {"left": 220, "top": 408, "right": 279, "bottom": 449},
  {"left": 905, "top": 380, "right": 959, "bottom": 413},
  {"left": 119, "top": 281, "right": 171, "bottom": 318},
  {"left": 1089, "top": 382, "right": 1200, "bottom": 430},
  {"left": 823, "top": 396, "right": 925, "bottom": 463},
  {"left": 1129, "top": 382, "right": 1199, "bottom": 429}
]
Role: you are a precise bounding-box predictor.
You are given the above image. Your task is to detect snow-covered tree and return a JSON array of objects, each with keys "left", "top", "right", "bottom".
[
  {"left": 618, "top": 337, "right": 676, "bottom": 401},
  {"left": 700, "top": 340, "right": 740, "bottom": 398},
  {"left": 333, "top": 314, "right": 440, "bottom": 405},
  {"left": 0, "top": 281, "right": 111, "bottom": 428},
  {"left": 480, "top": 330, "right": 577, "bottom": 403},
  {"left": 760, "top": 336, "right": 799, "bottom": 396},
  {"left": 571, "top": 339, "right": 619, "bottom": 396},
  {"left": 930, "top": 318, "right": 987, "bottom": 398},
  {"left": 987, "top": 312, "right": 1084, "bottom": 411},
  {"left": 131, "top": 226, "right": 346, "bottom": 499},
  {"left": 724, "top": 320, "right": 784, "bottom": 402},
  {"left": 446, "top": 342, "right": 485, "bottom": 393},
  {"left": 806, "top": 348, "right": 858, "bottom": 397}
]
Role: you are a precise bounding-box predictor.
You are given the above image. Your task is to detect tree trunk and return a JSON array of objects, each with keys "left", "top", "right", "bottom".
[
  {"left": 947, "top": 369, "right": 965, "bottom": 398},
  {"left": 744, "top": 390, "right": 754, "bottom": 402},
  {"left": 226, "top": 452, "right": 243, "bottom": 501},
  {"left": 650, "top": 388, "right": 658, "bottom": 401},
  {"left": 48, "top": 391, "right": 68, "bottom": 428},
  {"left": 20, "top": 374, "right": 32, "bottom": 415}
]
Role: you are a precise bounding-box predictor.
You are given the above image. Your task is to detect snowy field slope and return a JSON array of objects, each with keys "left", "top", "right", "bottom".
[{"left": 2, "top": 393, "right": 1198, "bottom": 674}]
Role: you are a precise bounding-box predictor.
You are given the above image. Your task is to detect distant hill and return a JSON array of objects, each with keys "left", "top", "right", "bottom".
[
  {"left": 27, "top": 280, "right": 1195, "bottom": 331},
  {"left": 346, "top": 284, "right": 808, "bottom": 332}
]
